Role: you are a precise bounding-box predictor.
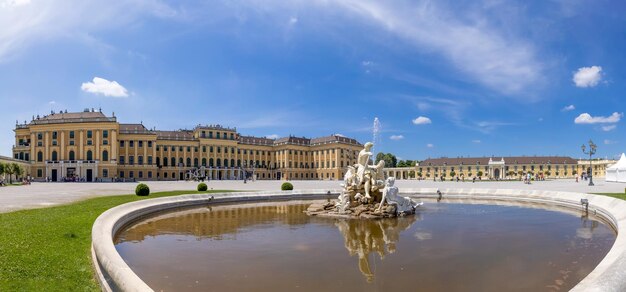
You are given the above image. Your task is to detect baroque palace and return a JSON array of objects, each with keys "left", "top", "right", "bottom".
[{"left": 11, "top": 109, "right": 362, "bottom": 182}]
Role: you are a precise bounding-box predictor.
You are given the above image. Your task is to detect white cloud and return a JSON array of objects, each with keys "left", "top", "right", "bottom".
[
  {"left": 1, "top": 0, "right": 30, "bottom": 8},
  {"left": 561, "top": 104, "right": 575, "bottom": 112},
  {"left": 574, "top": 112, "right": 622, "bottom": 124},
  {"left": 604, "top": 139, "right": 617, "bottom": 145},
  {"left": 289, "top": 16, "right": 298, "bottom": 25},
  {"left": 0, "top": 0, "right": 181, "bottom": 62},
  {"left": 602, "top": 125, "right": 617, "bottom": 132},
  {"left": 330, "top": 1, "right": 542, "bottom": 94},
  {"left": 48, "top": 100, "right": 56, "bottom": 105},
  {"left": 538, "top": 117, "right": 544, "bottom": 122},
  {"left": 573, "top": 66, "right": 602, "bottom": 88},
  {"left": 412, "top": 116, "right": 432, "bottom": 125},
  {"left": 472, "top": 139, "right": 481, "bottom": 144},
  {"left": 390, "top": 135, "right": 404, "bottom": 140},
  {"left": 266, "top": 134, "right": 280, "bottom": 139},
  {"left": 81, "top": 77, "right": 129, "bottom": 97},
  {"left": 334, "top": 133, "right": 345, "bottom": 137},
  {"left": 426, "top": 143, "right": 434, "bottom": 148}
]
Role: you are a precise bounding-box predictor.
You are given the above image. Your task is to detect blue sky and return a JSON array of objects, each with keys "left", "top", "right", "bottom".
[{"left": 0, "top": 0, "right": 625, "bottom": 160}]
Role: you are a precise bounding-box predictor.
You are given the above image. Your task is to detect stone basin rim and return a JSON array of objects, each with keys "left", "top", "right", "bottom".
[{"left": 91, "top": 188, "right": 626, "bottom": 292}]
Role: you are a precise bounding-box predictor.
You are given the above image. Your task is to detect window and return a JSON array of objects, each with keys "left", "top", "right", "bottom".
[
  {"left": 209, "top": 131, "right": 213, "bottom": 138},
  {"left": 69, "top": 151, "right": 75, "bottom": 161},
  {"left": 186, "top": 158, "right": 191, "bottom": 167},
  {"left": 87, "top": 150, "right": 93, "bottom": 161},
  {"left": 187, "top": 146, "right": 191, "bottom": 152},
  {"left": 129, "top": 155, "right": 135, "bottom": 165},
  {"left": 171, "top": 157, "right": 175, "bottom": 166},
  {"left": 202, "top": 158, "right": 206, "bottom": 166},
  {"left": 52, "top": 131, "right": 57, "bottom": 139},
  {"left": 210, "top": 146, "right": 214, "bottom": 153},
  {"left": 37, "top": 169, "right": 43, "bottom": 177},
  {"left": 194, "top": 147, "right": 198, "bottom": 152},
  {"left": 102, "top": 169, "right": 108, "bottom": 178},
  {"left": 119, "top": 156, "right": 125, "bottom": 164},
  {"left": 148, "top": 171, "right": 152, "bottom": 179},
  {"left": 103, "top": 140, "right": 108, "bottom": 145},
  {"left": 202, "top": 146, "right": 206, "bottom": 152},
  {"left": 37, "top": 151, "right": 43, "bottom": 162},
  {"left": 163, "top": 157, "right": 168, "bottom": 167},
  {"left": 120, "top": 171, "right": 125, "bottom": 178},
  {"left": 51, "top": 151, "right": 58, "bottom": 161},
  {"left": 193, "top": 158, "right": 198, "bottom": 167},
  {"left": 217, "top": 132, "right": 220, "bottom": 139},
  {"left": 179, "top": 146, "right": 183, "bottom": 152},
  {"left": 37, "top": 133, "right": 42, "bottom": 140},
  {"left": 148, "top": 156, "right": 152, "bottom": 165},
  {"left": 138, "top": 156, "right": 143, "bottom": 165},
  {"left": 69, "top": 131, "right": 74, "bottom": 139},
  {"left": 139, "top": 141, "right": 143, "bottom": 148},
  {"left": 129, "top": 141, "right": 134, "bottom": 147},
  {"left": 139, "top": 171, "right": 143, "bottom": 178},
  {"left": 102, "top": 150, "right": 108, "bottom": 161},
  {"left": 148, "top": 141, "right": 152, "bottom": 148},
  {"left": 87, "top": 130, "right": 92, "bottom": 139},
  {"left": 38, "top": 141, "right": 42, "bottom": 146},
  {"left": 164, "top": 172, "right": 168, "bottom": 178},
  {"left": 52, "top": 140, "right": 57, "bottom": 146},
  {"left": 103, "top": 130, "right": 108, "bottom": 138},
  {"left": 87, "top": 140, "right": 92, "bottom": 145},
  {"left": 129, "top": 171, "right": 134, "bottom": 178},
  {"left": 120, "top": 140, "right": 125, "bottom": 147},
  {"left": 171, "top": 146, "right": 175, "bottom": 151}
]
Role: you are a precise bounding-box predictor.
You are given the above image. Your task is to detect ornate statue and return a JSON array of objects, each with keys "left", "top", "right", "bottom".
[
  {"left": 377, "top": 177, "right": 423, "bottom": 215},
  {"left": 308, "top": 142, "right": 422, "bottom": 218}
]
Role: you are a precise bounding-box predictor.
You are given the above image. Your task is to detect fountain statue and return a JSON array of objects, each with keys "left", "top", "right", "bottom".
[{"left": 306, "top": 142, "right": 422, "bottom": 219}]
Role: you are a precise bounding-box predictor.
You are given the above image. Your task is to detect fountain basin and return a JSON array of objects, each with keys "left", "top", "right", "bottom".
[{"left": 92, "top": 189, "right": 626, "bottom": 292}]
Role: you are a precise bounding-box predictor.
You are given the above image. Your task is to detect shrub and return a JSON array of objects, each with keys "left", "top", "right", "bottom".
[
  {"left": 135, "top": 183, "right": 150, "bottom": 196},
  {"left": 197, "top": 183, "right": 208, "bottom": 192},
  {"left": 281, "top": 182, "right": 293, "bottom": 191}
]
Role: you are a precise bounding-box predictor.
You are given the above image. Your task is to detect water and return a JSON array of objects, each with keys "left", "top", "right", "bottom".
[
  {"left": 115, "top": 200, "right": 615, "bottom": 292},
  {"left": 372, "top": 117, "right": 381, "bottom": 152}
]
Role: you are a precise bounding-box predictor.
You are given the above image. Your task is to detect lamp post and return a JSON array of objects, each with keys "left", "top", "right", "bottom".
[{"left": 581, "top": 139, "right": 597, "bottom": 186}]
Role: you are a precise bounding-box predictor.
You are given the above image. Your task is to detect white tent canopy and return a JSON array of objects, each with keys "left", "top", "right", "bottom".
[{"left": 606, "top": 153, "right": 626, "bottom": 183}]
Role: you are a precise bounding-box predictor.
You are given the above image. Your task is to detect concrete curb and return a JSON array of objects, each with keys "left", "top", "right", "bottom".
[{"left": 91, "top": 189, "right": 626, "bottom": 292}]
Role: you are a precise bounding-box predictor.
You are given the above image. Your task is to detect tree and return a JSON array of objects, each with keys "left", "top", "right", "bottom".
[
  {"left": 508, "top": 171, "right": 515, "bottom": 177},
  {"left": 12, "top": 163, "right": 23, "bottom": 181},
  {"left": 5, "top": 163, "right": 15, "bottom": 184},
  {"left": 0, "top": 162, "right": 5, "bottom": 182},
  {"left": 477, "top": 170, "right": 483, "bottom": 177},
  {"left": 450, "top": 171, "right": 456, "bottom": 178},
  {"left": 375, "top": 152, "right": 397, "bottom": 168}
]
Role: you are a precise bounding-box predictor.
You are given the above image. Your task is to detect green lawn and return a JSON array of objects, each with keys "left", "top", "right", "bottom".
[{"left": 0, "top": 189, "right": 233, "bottom": 291}]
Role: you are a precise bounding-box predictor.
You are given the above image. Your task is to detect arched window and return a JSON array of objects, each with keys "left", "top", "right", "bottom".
[
  {"left": 224, "top": 159, "right": 228, "bottom": 167},
  {"left": 156, "top": 157, "right": 160, "bottom": 166},
  {"left": 19, "top": 152, "right": 24, "bottom": 160},
  {"left": 171, "top": 157, "right": 175, "bottom": 167},
  {"left": 163, "top": 157, "right": 168, "bottom": 167},
  {"left": 209, "top": 158, "right": 214, "bottom": 167},
  {"left": 216, "top": 159, "right": 221, "bottom": 167},
  {"left": 52, "top": 151, "right": 58, "bottom": 161},
  {"left": 186, "top": 158, "right": 191, "bottom": 167},
  {"left": 202, "top": 158, "right": 206, "bottom": 166},
  {"left": 194, "top": 158, "right": 198, "bottom": 167},
  {"left": 102, "top": 150, "right": 108, "bottom": 161},
  {"left": 37, "top": 151, "right": 43, "bottom": 162},
  {"left": 237, "top": 159, "right": 241, "bottom": 167},
  {"left": 87, "top": 150, "right": 93, "bottom": 161},
  {"left": 230, "top": 159, "right": 235, "bottom": 168},
  {"left": 179, "top": 158, "right": 183, "bottom": 166},
  {"left": 69, "top": 151, "right": 75, "bottom": 161}
]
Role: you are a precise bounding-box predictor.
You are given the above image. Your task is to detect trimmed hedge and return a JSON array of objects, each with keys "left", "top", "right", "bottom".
[
  {"left": 281, "top": 182, "right": 293, "bottom": 191},
  {"left": 197, "top": 183, "right": 208, "bottom": 192},
  {"left": 135, "top": 183, "right": 150, "bottom": 196}
]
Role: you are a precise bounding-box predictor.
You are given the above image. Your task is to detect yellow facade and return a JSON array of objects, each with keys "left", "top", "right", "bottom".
[{"left": 11, "top": 109, "right": 362, "bottom": 181}]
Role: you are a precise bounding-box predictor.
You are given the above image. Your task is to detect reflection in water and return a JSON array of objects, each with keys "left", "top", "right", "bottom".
[
  {"left": 335, "top": 216, "right": 418, "bottom": 282},
  {"left": 115, "top": 201, "right": 616, "bottom": 292}
]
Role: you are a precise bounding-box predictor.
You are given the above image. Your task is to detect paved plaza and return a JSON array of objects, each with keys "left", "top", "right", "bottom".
[{"left": 0, "top": 178, "right": 624, "bottom": 213}]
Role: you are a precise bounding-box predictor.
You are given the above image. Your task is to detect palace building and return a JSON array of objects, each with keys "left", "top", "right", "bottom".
[
  {"left": 411, "top": 156, "right": 611, "bottom": 180},
  {"left": 11, "top": 109, "right": 362, "bottom": 182}
]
